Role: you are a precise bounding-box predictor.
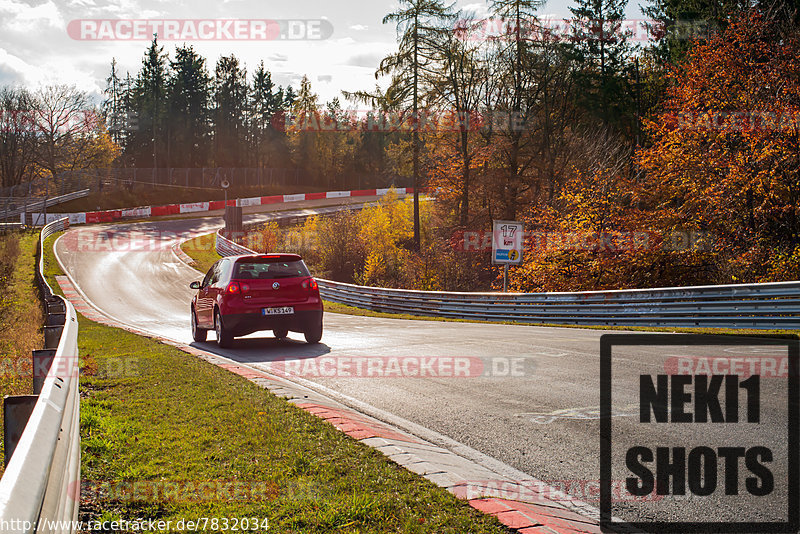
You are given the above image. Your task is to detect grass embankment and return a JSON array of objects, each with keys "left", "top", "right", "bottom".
[
  {"left": 55, "top": 184, "right": 320, "bottom": 213},
  {"left": 180, "top": 233, "right": 220, "bottom": 276},
  {"left": 180, "top": 233, "right": 798, "bottom": 338},
  {"left": 42, "top": 234, "right": 509, "bottom": 533},
  {"left": 0, "top": 230, "right": 45, "bottom": 474}
]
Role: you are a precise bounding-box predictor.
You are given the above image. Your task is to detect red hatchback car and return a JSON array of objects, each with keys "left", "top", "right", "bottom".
[{"left": 190, "top": 253, "right": 323, "bottom": 347}]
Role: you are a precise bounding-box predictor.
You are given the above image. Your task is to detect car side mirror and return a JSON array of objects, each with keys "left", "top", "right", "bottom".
[{"left": 189, "top": 281, "right": 201, "bottom": 290}]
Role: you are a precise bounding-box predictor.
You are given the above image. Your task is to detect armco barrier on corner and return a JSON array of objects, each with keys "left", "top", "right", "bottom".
[
  {"left": 25, "top": 187, "right": 413, "bottom": 227},
  {"left": 0, "top": 218, "right": 80, "bottom": 534},
  {"left": 217, "top": 229, "right": 800, "bottom": 330}
]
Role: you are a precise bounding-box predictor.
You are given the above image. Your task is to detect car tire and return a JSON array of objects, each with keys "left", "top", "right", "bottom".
[
  {"left": 273, "top": 329, "right": 288, "bottom": 340},
  {"left": 191, "top": 308, "right": 207, "bottom": 343},
  {"left": 215, "top": 309, "right": 234, "bottom": 348},
  {"left": 304, "top": 322, "right": 322, "bottom": 344}
]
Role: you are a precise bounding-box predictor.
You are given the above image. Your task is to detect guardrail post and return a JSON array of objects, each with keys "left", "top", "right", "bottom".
[
  {"left": 46, "top": 313, "right": 66, "bottom": 327},
  {"left": 3, "top": 395, "right": 38, "bottom": 467},
  {"left": 44, "top": 325, "right": 64, "bottom": 349},
  {"left": 47, "top": 299, "right": 66, "bottom": 315},
  {"left": 32, "top": 349, "right": 56, "bottom": 395}
]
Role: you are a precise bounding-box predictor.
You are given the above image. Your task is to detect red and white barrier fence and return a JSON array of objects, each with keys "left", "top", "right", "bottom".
[{"left": 23, "top": 187, "right": 413, "bottom": 227}]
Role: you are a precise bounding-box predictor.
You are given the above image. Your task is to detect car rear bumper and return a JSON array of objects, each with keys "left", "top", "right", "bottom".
[{"left": 221, "top": 309, "right": 323, "bottom": 337}]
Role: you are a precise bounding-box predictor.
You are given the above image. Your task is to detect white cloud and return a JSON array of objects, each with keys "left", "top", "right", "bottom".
[
  {"left": 345, "top": 52, "right": 381, "bottom": 68},
  {"left": 0, "top": 0, "right": 63, "bottom": 31},
  {"left": 0, "top": 0, "right": 404, "bottom": 105},
  {"left": 0, "top": 47, "right": 38, "bottom": 83},
  {"left": 0, "top": 47, "right": 99, "bottom": 94},
  {"left": 458, "top": 3, "right": 490, "bottom": 18}
]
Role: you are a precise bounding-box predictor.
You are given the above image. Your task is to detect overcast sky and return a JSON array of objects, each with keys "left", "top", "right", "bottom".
[{"left": 0, "top": 0, "right": 651, "bottom": 106}]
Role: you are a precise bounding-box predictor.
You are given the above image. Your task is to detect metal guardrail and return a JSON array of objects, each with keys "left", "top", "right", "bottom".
[
  {"left": 316, "top": 279, "right": 800, "bottom": 329},
  {"left": 216, "top": 229, "right": 255, "bottom": 257},
  {"left": 217, "top": 228, "right": 800, "bottom": 329},
  {"left": 0, "top": 217, "right": 80, "bottom": 533},
  {"left": 2, "top": 189, "right": 90, "bottom": 223}
]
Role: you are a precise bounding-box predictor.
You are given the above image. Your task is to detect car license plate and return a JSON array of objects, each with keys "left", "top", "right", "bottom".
[{"left": 263, "top": 306, "right": 294, "bottom": 315}]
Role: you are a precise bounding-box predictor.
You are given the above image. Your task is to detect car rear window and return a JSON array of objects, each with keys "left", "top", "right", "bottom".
[{"left": 233, "top": 259, "right": 310, "bottom": 280}]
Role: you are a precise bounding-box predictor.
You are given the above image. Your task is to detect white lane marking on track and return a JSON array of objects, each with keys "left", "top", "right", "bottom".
[
  {"left": 163, "top": 262, "right": 183, "bottom": 273},
  {"left": 515, "top": 404, "right": 640, "bottom": 424}
]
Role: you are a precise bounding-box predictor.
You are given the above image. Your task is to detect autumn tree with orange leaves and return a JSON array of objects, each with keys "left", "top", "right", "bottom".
[{"left": 637, "top": 11, "right": 800, "bottom": 283}]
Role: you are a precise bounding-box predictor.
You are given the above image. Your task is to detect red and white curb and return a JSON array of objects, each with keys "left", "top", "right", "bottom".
[
  {"left": 28, "top": 187, "right": 415, "bottom": 226},
  {"left": 171, "top": 242, "right": 196, "bottom": 266},
  {"left": 55, "top": 276, "right": 603, "bottom": 534}
]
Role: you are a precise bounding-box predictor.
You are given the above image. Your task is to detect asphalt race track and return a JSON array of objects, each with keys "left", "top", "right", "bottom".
[{"left": 55, "top": 209, "right": 794, "bottom": 527}]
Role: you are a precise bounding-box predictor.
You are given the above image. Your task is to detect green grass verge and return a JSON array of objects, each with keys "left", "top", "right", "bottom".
[
  {"left": 44, "top": 232, "right": 510, "bottom": 533},
  {"left": 180, "top": 233, "right": 798, "bottom": 338},
  {"left": 0, "top": 230, "right": 45, "bottom": 475},
  {"left": 43, "top": 231, "right": 65, "bottom": 292},
  {"left": 180, "top": 233, "right": 220, "bottom": 276}
]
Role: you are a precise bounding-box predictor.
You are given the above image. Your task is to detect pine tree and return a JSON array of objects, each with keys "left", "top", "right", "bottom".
[
  {"left": 251, "top": 62, "right": 277, "bottom": 121},
  {"left": 168, "top": 45, "right": 211, "bottom": 168},
  {"left": 102, "top": 58, "right": 125, "bottom": 145},
  {"left": 380, "top": 0, "right": 455, "bottom": 250},
  {"left": 130, "top": 36, "right": 169, "bottom": 168},
  {"left": 250, "top": 61, "right": 280, "bottom": 167},
  {"left": 568, "top": 0, "right": 631, "bottom": 127},
  {"left": 293, "top": 75, "right": 318, "bottom": 115},
  {"left": 290, "top": 75, "right": 320, "bottom": 182},
  {"left": 642, "top": 0, "right": 751, "bottom": 64},
  {"left": 283, "top": 86, "right": 297, "bottom": 108},
  {"left": 213, "top": 54, "right": 248, "bottom": 168}
]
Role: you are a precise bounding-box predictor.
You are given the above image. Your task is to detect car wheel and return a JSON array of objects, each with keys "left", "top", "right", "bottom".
[
  {"left": 304, "top": 322, "right": 322, "bottom": 344},
  {"left": 191, "top": 308, "right": 207, "bottom": 342},
  {"left": 215, "top": 309, "right": 234, "bottom": 348},
  {"left": 273, "top": 329, "right": 288, "bottom": 339}
]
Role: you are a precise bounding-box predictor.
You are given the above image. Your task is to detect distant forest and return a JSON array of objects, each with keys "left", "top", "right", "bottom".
[{"left": 1, "top": 0, "right": 798, "bottom": 290}]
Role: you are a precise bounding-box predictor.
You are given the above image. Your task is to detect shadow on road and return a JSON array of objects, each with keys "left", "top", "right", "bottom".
[{"left": 191, "top": 335, "right": 331, "bottom": 364}]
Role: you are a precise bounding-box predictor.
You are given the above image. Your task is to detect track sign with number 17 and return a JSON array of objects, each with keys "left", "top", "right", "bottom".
[{"left": 492, "top": 220, "right": 524, "bottom": 265}]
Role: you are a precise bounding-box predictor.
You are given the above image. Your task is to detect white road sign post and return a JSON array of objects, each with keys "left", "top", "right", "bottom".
[{"left": 492, "top": 220, "right": 524, "bottom": 292}]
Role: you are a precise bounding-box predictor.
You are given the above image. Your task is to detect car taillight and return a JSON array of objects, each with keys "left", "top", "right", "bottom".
[
  {"left": 241, "top": 283, "right": 250, "bottom": 292},
  {"left": 227, "top": 281, "right": 240, "bottom": 294},
  {"left": 302, "top": 278, "right": 318, "bottom": 290}
]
